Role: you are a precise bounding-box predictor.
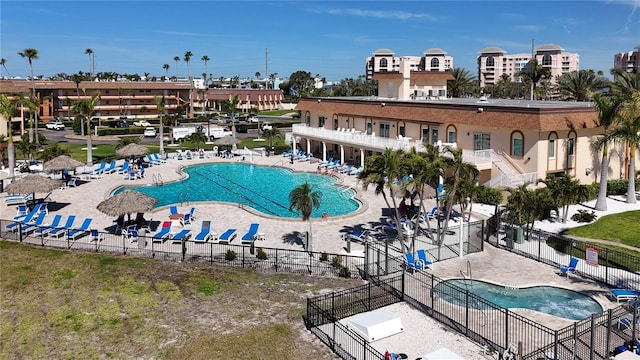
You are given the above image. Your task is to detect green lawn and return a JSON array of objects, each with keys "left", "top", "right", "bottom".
[
  {"left": 0, "top": 241, "right": 361, "bottom": 359},
  {"left": 563, "top": 210, "right": 640, "bottom": 248}
]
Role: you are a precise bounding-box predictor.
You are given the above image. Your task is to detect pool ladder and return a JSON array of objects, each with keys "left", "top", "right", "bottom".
[
  {"left": 152, "top": 173, "right": 164, "bottom": 186},
  {"left": 460, "top": 260, "right": 472, "bottom": 280},
  {"left": 178, "top": 191, "right": 190, "bottom": 206}
]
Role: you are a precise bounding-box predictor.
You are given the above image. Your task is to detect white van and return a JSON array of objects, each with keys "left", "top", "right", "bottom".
[
  {"left": 171, "top": 126, "right": 198, "bottom": 142},
  {"left": 204, "top": 126, "right": 232, "bottom": 140}
]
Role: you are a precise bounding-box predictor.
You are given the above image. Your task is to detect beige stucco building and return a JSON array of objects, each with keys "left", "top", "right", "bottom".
[
  {"left": 614, "top": 45, "right": 640, "bottom": 78},
  {"left": 294, "top": 59, "right": 637, "bottom": 188}
]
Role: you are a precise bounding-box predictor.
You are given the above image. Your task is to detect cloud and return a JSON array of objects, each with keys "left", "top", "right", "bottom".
[{"left": 326, "top": 8, "right": 442, "bottom": 21}]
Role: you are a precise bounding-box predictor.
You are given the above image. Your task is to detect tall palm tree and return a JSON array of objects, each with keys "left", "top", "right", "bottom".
[
  {"left": 173, "top": 56, "right": 180, "bottom": 77},
  {"left": 288, "top": 182, "right": 321, "bottom": 252},
  {"left": 155, "top": 95, "right": 166, "bottom": 156},
  {"left": 0, "top": 94, "right": 16, "bottom": 177},
  {"left": 221, "top": 94, "right": 240, "bottom": 138},
  {"left": 557, "top": 69, "right": 608, "bottom": 101},
  {"left": 17, "top": 48, "right": 39, "bottom": 143},
  {"left": 201, "top": 55, "right": 210, "bottom": 85},
  {"left": 591, "top": 94, "right": 623, "bottom": 211},
  {"left": 517, "top": 58, "right": 551, "bottom": 100},
  {"left": 16, "top": 93, "right": 38, "bottom": 146},
  {"left": 184, "top": 51, "right": 193, "bottom": 117},
  {"left": 607, "top": 91, "right": 640, "bottom": 204},
  {"left": 162, "top": 64, "right": 170, "bottom": 80},
  {"left": 0, "top": 58, "right": 9, "bottom": 77},
  {"left": 610, "top": 69, "right": 640, "bottom": 99},
  {"left": 537, "top": 173, "right": 589, "bottom": 222},
  {"left": 447, "top": 67, "right": 476, "bottom": 98},
  {"left": 72, "top": 91, "right": 100, "bottom": 167},
  {"left": 85, "top": 48, "right": 94, "bottom": 79}
]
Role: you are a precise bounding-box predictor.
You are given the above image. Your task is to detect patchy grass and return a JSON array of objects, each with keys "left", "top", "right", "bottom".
[
  {"left": 0, "top": 241, "right": 361, "bottom": 359},
  {"left": 563, "top": 210, "right": 640, "bottom": 247}
]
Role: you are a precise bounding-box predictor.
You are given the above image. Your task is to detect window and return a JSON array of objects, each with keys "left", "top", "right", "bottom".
[
  {"left": 511, "top": 132, "right": 523, "bottom": 157},
  {"left": 305, "top": 112, "right": 311, "bottom": 126},
  {"left": 431, "top": 128, "right": 439, "bottom": 144},
  {"left": 548, "top": 139, "right": 556, "bottom": 158},
  {"left": 399, "top": 125, "right": 405, "bottom": 137},
  {"left": 379, "top": 123, "right": 390, "bottom": 138},
  {"left": 486, "top": 56, "right": 495, "bottom": 67},
  {"left": 473, "top": 132, "right": 491, "bottom": 151},
  {"left": 542, "top": 54, "right": 552, "bottom": 66},
  {"left": 568, "top": 137, "right": 575, "bottom": 156},
  {"left": 333, "top": 118, "right": 338, "bottom": 130},
  {"left": 447, "top": 128, "right": 456, "bottom": 143},
  {"left": 379, "top": 58, "right": 388, "bottom": 69},
  {"left": 318, "top": 116, "right": 325, "bottom": 128},
  {"left": 366, "top": 122, "right": 372, "bottom": 135},
  {"left": 430, "top": 58, "right": 439, "bottom": 69},
  {"left": 422, "top": 128, "right": 429, "bottom": 143}
]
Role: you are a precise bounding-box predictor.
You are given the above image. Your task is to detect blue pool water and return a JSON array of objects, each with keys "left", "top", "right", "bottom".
[
  {"left": 434, "top": 279, "right": 603, "bottom": 321},
  {"left": 117, "top": 163, "right": 360, "bottom": 218}
]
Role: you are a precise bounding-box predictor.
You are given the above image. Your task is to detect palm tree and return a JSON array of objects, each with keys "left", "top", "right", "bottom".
[
  {"left": 591, "top": 94, "right": 623, "bottom": 211},
  {"left": 269, "top": 73, "right": 278, "bottom": 89},
  {"left": 557, "top": 69, "right": 608, "bottom": 101},
  {"left": 16, "top": 93, "right": 38, "bottom": 146},
  {"left": 447, "top": 67, "right": 475, "bottom": 98},
  {"left": 72, "top": 91, "right": 100, "bottom": 167},
  {"left": 0, "top": 58, "right": 9, "bottom": 77},
  {"left": 17, "top": 48, "right": 39, "bottom": 143},
  {"left": 173, "top": 56, "right": 180, "bottom": 77},
  {"left": 221, "top": 94, "right": 240, "bottom": 138},
  {"left": 607, "top": 91, "right": 640, "bottom": 204},
  {"left": 162, "top": 64, "right": 170, "bottom": 80},
  {"left": 537, "top": 173, "right": 589, "bottom": 222},
  {"left": 184, "top": 51, "right": 193, "bottom": 117},
  {"left": 517, "top": 58, "right": 551, "bottom": 100},
  {"left": 288, "top": 182, "right": 321, "bottom": 252},
  {"left": 85, "top": 48, "right": 94, "bottom": 79},
  {"left": 610, "top": 69, "right": 640, "bottom": 99},
  {"left": 0, "top": 94, "right": 16, "bottom": 177},
  {"left": 155, "top": 95, "right": 166, "bottom": 156},
  {"left": 201, "top": 55, "right": 210, "bottom": 85}
]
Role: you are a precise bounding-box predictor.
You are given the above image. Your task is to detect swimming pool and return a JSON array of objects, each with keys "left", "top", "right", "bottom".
[
  {"left": 434, "top": 279, "right": 603, "bottom": 321},
  {"left": 117, "top": 163, "right": 360, "bottom": 219}
]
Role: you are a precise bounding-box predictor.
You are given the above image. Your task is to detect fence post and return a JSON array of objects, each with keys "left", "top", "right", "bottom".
[
  {"left": 606, "top": 309, "right": 612, "bottom": 359},
  {"left": 181, "top": 239, "right": 186, "bottom": 262},
  {"left": 18, "top": 224, "right": 23, "bottom": 242},
  {"left": 505, "top": 309, "right": 509, "bottom": 349},
  {"left": 275, "top": 249, "right": 278, "bottom": 272},
  {"left": 368, "top": 282, "right": 371, "bottom": 311},
  {"left": 401, "top": 270, "right": 405, "bottom": 301},
  {"left": 590, "top": 315, "right": 595, "bottom": 360},
  {"left": 605, "top": 248, "right": 609, "bottom": 285},
  {"left": 122, "top": 234, "right": 127, "bottom": 255},
  {"left": 465, "top": 290, "right": 469, "bottom": 336},
  {"left": 537, "top": 229, "right": 541, "bottom": 262},
  {"left": 210, "top": 243, "right": 213, "bottom": 264},
  {"left": 363, "top": 242, "right": 369, "bottom": 280},
  {"left": 430, "top": 273, "right": 435, "bottom": 316}
]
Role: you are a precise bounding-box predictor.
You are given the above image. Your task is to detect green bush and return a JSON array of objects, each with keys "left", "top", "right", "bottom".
[
  {"left": 475, "top": 186, "right": 503, "bottom": 206},
  {"left": 256, "top": 248, "right": 268, "bottom": 260},
  {"left": 225, "top": 249, "right": 236, "bottom": 261},
  {"left": 571, "top": 209, "right": 597, "bottom": 223},
  {"left": 319, "top": 252, "right": 329, "bottom": 262},
  {"left": 331, "top": 256, "right": 342, "bottom": 268},
  {"left": 338, "top": 266, "right": 351, "bottom": 278},
  {"left": 607, "top": 179, "right": 628, "bottom": 196}
]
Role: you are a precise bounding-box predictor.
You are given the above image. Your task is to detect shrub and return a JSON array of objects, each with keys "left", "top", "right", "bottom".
[
  {"left": 607, "top": 179, "right": 628, "bottom": 196},
  {"left": 225, "top": 249, "right": 236, "bottom": 261},
  {"left": 331, "top": 256, "right": 342, "bottom": 268},
  {"left": 475, "top": 186, "right": 503, "bottom": 206},
  {"left": 571, "top": 209, "right": 597, "bottom": 223},
  {"left": 256, "top": 248, "right": 268, "bottom": 260},
  {"left": 338, "top": 266, "right": 351, "bottom": 278},
  {"left": 319, "top": 252, "right": 329, "bottom": 262}
]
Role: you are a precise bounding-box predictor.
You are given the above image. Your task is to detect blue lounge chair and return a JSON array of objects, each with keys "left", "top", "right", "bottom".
[
  {"left": 194, "top": 220, "right": 213, "bottom": 242},
  {"left": 152, "top": 221, "right": 172, "bottom": 242},
  {"left": 4, "top": 192, "right": 34, "bottom": 206},
  {"left": 123, "top": 224, "right": 139, "bottom": 243},
  {"left": 560, "top": 257, "right": 579, "bottom": 276},
  {"left": 103, "top": 161, "right": 117, "bottom": 174},
  {"left": 348, "top": 229, "right": 370, "bottom": 243},
  {"left": 404, "top": 252, "right": 425, "bottom": 271},
  {"left": 169, "top": 206, "right": 179, "bottom": 216},
  {"left": 218, "top": 228, "right": 237, "bottom": 244},
  {"left": 48, "top": 215, "right": 77, "bottom": 238},
  {"left": 179, "top": 213, "right": 192, "bottom": 226},
  {"left": 19, "top": 212, "right": 47, "bottom": 235},
  {"left": 34, "top": 214, "right": 63, "bottom": 237},
  {"left": 416, "top": 249, "right": 433, "bottom": 268},
  {"left": 92, "top": 161, "right": 107, "bottom": 175},
  {"left": 7, "top": 207, "right": 41, "bottom": 232},
  {"left": 171, "top": 229, "right": 191, "bottom": 243},
  {"left": 15, "top": 205, "right": 28, "bottom": 217},
  {"left": 147, "top": 154, "right": 161, "bottom": 166},
  {"left": 117, "top": 161, "right": 130, "bottom": 174},
  {"left": 175, "top": 151, "right": 184, "bottom": 160},
  {"left": 12, "top": 204, "right": 40, "bottom": 222},
  {"left": 89, "top": 229, "right": 104, "bottom": 242},
  {"left": 241, "top": 223, "right": 259, "bottom": 244},
  {"left": 153, "top": 153, "right": 167, "bottom": 163},
  {"left": 318, "top": 157, "right": 333, "bottom": 167},
  {"left": 611, "top": 289, "right": 640, "bottom": 303},
  {"left": 67, "top": 218, "right": 93, "bottom": 240}
]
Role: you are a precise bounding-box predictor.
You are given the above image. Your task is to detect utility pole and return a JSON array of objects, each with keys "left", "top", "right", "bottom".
[
  {"left": 530, "top": 39, "right": 534, "bottom": 101},
  {"left": 265, "top": 48, "right": 269, "bottom": 89}
]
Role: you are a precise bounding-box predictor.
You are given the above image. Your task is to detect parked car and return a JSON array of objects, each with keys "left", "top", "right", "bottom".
[
  {"left": 133, "top": 120, "right": 151, "bottom": 127},
  {"left": 262, "top": 122, "right": 273, "bottom": 131},
  {"left": 109, "top": 118, "right": 129, "bottom": 128},
  {"left": 248, "top": 116, "right": 259, "bottom": 123},
  {"left": 143, "top": 127, "right": 157, "bottom": 137},
  {"left": 45, "top": 119, "right": 65, "bottom": 130}
]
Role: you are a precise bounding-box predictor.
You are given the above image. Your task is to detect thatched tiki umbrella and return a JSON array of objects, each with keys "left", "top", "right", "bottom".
[
  {"left": 116, "top": 143, "right": 150, "bottom": 158},
  {"left": 214, "top": 136, "right": 241, "bottom": 152},
  {"left": 4, "top": 174, "right": 63, "bottom": 199},
  {"left": 96, "top": 190, "right": 157, "bottom": 222},
  {"left": 44, "top": 155, "right": 84, "bottom": 178}
]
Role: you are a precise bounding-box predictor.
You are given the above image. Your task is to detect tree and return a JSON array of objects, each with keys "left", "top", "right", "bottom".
[
  {"left": 557, "top": 69, "right": 608, "bottom": 101},
  {"left": 607, "top": 91, "right": 640, "bottom": 204},
  {"left": 610, "top": 69, "right": 640, "bottom": 99},
  {"left": 537, "top": 173, "right": 589, "bottom": 223},
  {"left": 447, "top": 67, "right": 476, "bottom": 98},
  {"left": 72, "top": 91, "right": 100, "bottom": 167},
  {"left": 288, "top": 70, "right": 314, "bottom": 97},
  {"left": 591, "top": 94, "right": 623, "bottom": 211},
  {"left": 0, "top": 58, "right": 9, "bottom": 77},
  {"left": 201, "top": 55, "right": 210, "bottom": 85},
  {"left": 517, "top": 58, "right": 551, "bottom": 100},
  {"left": 184, "top": 51, "right": 193, "bottom": 117},
  {"left": 16, "top": 93, "right": 38, "bottom": 146},
  {"left": 262, "top": 128, "right": 281, "bottom": 149},
  {"left": 155, "top": 95, "right": 166, "bottom": 156},
  {"left": 162, "top": 64, "right": 169, "bottom": 80},
  {"left": 85, "top": 48, "right": 94, "bottom": 79},
  {"left": 269, "top": 73, "right": 277, "bottom": 89},
  {"left": 0, "top": 94, "right": 16, "bottom": 177},
  {"left": 17, "top": 48, "right": 40, "bottom": 143},
  {"left": 220, "top": 94, "right": 240, "bottom": 138},
  {"left": 288, "top": 182, "right": 321, "bottom": 252},
  {"left": 173, "top": 56, "right": 180, "bottom": 77}
]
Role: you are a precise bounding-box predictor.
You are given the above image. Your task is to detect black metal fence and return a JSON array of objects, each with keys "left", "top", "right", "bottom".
[
  {"left": 306, "top": 270, "right": 640, "bottom": 360},
  {"left": 0, "top": 219, "right": 363, "bottom": 278}
]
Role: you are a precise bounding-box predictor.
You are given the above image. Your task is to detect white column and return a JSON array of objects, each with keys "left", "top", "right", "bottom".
[
  {"left": 360, "top": 148, "right": 365, "bottom": 166},
  {"left": 306, "top": 139, "right": 311, "bottom": 155},
  {"left": 340, "top": 145, "right": 345, "bottom": 165},
  {"left": 322, "top": 142, "right": 327, "bottom": 162}
]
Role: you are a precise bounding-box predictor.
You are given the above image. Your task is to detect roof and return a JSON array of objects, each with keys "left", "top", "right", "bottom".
[
  {"left": 479, "top": 47, "right": 506, "bottom": 54},
  {"left": 424, "top": 48, "right": 447, "bottom": 55},
  {"left": 0, "top": 79, "right": 192, "bottom": 94},
  {"left": 372, "top": 48, "right": 395, "bottom": 56},
  {"left": 536, "top": 44, "right": 564, "bottom": 52}
]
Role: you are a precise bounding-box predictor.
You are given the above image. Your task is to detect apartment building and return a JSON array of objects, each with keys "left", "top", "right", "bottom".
[
  {"left": 477, "top": 44, "right": 579, "bottom": 88},
  {"left": 365, "top": 48, "right": 453, "bottom": 81},
  {"left": 614, "top": 45, "right": 640, "bottom": 78},
  {"left": 295, "top": 58, "right": 636, "bottom": 188}
]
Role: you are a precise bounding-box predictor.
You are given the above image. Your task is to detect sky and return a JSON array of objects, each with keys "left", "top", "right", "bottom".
[{"left": 1, "top": 0, "right": 639, "bottom": 82}]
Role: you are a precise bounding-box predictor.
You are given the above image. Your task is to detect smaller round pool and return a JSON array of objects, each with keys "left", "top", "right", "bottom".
[{"left": 434, "top": 279, "right": 603, "bottom": 321}]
